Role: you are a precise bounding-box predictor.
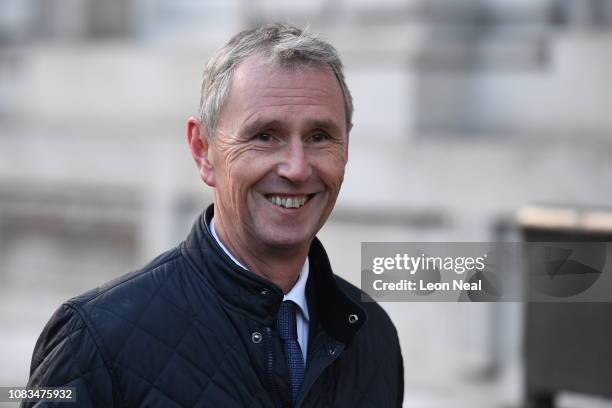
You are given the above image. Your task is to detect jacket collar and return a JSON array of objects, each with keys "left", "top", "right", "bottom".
[{"left": 181, "top": 204, "right": 366, "bottom": 346}]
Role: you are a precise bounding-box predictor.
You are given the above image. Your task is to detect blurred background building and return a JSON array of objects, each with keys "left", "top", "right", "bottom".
[{"left": 0, "top": 0, "right": 611, "bottom": 406}]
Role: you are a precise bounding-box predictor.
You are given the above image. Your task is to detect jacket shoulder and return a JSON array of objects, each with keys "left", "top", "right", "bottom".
[
  {"left": 64, "top": 246, "right": 194, "bottom": 359},
  {"left": 25, "top": 303, "right": 116, "bottom": 407},
  {"left": 24, "top": 248, "right": 185, "bottom": 407},
  {"left": 69, "top": 246, "right": 181, "bottom": 308}
]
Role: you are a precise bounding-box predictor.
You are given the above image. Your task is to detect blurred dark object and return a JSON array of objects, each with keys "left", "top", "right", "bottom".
[
  {"left": 518, "top": 205, "right": 612, "bottom": 408},
  {"left": 550, "top": 0, "right": 612, "bottom": 29}
]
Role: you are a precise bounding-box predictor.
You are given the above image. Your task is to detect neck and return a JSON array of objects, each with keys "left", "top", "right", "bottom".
[{"left": 213, "top": 215, "right": 308, "bottom": 294}]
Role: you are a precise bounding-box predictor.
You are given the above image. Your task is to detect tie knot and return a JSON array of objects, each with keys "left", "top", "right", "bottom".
[{"left": 277, "top": 300, "right": 298, "bottom": 340}]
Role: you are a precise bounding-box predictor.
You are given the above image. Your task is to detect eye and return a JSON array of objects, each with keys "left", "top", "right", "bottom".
[
  {"left": 254, "top": 132, "right": 273, "bottom": 142},
  {"left": 309, "top": 132, "right": 330, "bottom": 143}
]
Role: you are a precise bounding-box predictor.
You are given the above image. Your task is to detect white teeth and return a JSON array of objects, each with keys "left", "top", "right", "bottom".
[{"left": 266, "top": 195, "right": 309, "bottom": 209}]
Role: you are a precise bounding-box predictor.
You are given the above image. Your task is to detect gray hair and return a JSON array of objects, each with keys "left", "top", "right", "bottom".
[{"left": 198, "top": 23, "right": 353, "bottom": 137}]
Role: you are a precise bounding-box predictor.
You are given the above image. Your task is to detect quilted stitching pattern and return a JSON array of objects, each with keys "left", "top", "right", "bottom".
[
  {"left": 23, "top": 305, "right": 114, "bottom": 408},
  {"left": 84, "top": 257, "right": 256, "bottom": 407}
]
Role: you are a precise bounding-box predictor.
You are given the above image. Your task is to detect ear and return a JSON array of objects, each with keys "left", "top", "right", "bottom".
[{"left": 187, "top": 117, "right": 216, "bottom": 187}]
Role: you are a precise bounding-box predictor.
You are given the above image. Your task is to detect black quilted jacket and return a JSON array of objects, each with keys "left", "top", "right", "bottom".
[{"left": 23, "top": 205, "right": 404, "bottom": 407}]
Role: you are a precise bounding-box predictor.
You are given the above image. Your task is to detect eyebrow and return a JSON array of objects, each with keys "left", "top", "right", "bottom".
[
  {"left": 241, "top": 117, "right": 343, "bottom": 136},
  {"left": 241, "top": 118, "right": 285, "bottom": 136},
  {"left": 306, "top": 119, "right": 343, "bottom": 134}
]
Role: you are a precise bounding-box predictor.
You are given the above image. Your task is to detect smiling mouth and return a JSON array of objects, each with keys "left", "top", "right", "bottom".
[{"left": 265, "top": 194, "right": 314, "bottom": 209}]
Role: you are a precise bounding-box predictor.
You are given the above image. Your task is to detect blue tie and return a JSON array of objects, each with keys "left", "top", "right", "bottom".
[{"left": 277, "top": 300, "right": 305, "bottom": 403}]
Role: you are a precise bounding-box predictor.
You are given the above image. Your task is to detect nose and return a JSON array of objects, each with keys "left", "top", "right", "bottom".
[{"left": 277, "top": 139, "right": 312, "bottom": 184}]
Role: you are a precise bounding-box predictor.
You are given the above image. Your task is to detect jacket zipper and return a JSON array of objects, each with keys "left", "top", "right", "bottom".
[{"left": 265, "top": 327, "right": 283, "bottom": 408}]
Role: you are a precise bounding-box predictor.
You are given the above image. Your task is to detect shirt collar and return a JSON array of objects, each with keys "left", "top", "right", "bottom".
[
  {"left": 210, "top": 217, "right": 309, "bottom": 322},
  {"left": 210, "top": 217, "right": 248, "bottom": 270}
]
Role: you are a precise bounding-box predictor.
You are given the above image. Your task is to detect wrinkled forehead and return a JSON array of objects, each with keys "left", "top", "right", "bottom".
[{"left": 226, "top": 55, "right": 347, "bottom": 123}]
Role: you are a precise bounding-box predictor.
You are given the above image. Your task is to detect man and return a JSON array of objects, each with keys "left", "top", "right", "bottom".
[{"left": 23, "top": 23, "right": 404, "bottom": 407}]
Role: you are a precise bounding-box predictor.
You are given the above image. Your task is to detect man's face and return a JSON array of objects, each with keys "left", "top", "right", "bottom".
[{"left": 201, "top": 56, "right": 349, "bottom": 252}]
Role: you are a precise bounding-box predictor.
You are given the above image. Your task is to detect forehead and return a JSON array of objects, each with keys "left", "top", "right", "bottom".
[{"left": 223, "top": 55, "right": 347, "bottom": 128}]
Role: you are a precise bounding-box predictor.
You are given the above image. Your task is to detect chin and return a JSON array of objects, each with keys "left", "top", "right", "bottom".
[{"left": 259, "top": 228, "right": 316, "bottom": 250}]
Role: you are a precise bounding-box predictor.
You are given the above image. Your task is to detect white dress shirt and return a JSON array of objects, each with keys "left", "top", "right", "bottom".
[{"left": 210, "top": 218, "right": 310, "bottom": 361}]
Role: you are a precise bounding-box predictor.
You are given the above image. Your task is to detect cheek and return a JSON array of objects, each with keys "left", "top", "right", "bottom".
[
  {"left": 316, "top": 155, "right": 347, "bottom": 191},
  {"left": 223, "top": 150, "right": 276, "bottom": 197},
  {"left": 215, "top": 143, "right": 254, "bottom": 182}
]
